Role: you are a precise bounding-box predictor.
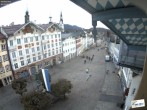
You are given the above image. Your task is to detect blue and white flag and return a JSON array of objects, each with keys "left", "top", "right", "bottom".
[{"left": 41, "top": 69, "right": 51, "bottom": 92}]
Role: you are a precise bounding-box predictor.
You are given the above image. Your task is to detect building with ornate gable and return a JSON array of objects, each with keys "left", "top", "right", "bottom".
[{"left": 1, "top": 10, "right": 63, "bottom": 79}]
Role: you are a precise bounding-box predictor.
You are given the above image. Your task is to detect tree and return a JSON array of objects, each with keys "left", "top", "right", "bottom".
[
  {"left": 11, "top": 78, "right": 27, "bottom": 96},
  {"left": 51, "top": 79, "right": 72, "bottom": 99},
  {"left": 21, "top": 92, "right": 54, "bottom": 110}
]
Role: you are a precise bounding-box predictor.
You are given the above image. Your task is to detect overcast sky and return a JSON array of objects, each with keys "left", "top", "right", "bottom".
[{"left": 0, "top": 0, "right": 108, "bottom": 29}]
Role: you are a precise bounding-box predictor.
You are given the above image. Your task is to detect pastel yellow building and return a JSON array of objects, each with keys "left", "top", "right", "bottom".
[{"left": 0, "top": 32, "right": 13, "bottom": 87}]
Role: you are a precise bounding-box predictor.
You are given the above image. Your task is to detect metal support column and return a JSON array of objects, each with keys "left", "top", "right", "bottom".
[{"left": 92, "top": 20, "right": 97, "bottom": 46}]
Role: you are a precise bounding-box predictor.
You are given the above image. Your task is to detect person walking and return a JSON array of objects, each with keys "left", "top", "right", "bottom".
[
  {"left": 91, "top": 55, "right": 94, "bottom": 61},
  {"left": 86, "top": 68, "right": 89, "bottom": 73},
  {"left": 84, "top": 60, "right": 86, "bottom": 64}
]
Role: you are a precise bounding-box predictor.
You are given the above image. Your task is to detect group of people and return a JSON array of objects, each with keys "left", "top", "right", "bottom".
[{"left": 84, "top": 55, "right": 95, "bottom": 64}]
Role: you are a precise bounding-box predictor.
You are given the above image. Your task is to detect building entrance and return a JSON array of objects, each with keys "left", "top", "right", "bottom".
[{"left": 0, "top": 80, "right": 3, "bottom": 88}]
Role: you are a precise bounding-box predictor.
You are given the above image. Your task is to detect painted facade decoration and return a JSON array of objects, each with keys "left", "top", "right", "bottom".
[{"left": 0, "top": 32, "right": 13, "bottom": 87}]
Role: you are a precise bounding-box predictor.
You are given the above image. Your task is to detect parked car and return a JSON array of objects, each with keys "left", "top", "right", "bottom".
[{"left": 105, "top": 55, "right": 110, "bottom": 62}]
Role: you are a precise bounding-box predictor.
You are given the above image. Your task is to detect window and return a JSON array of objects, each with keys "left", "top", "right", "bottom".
[
  {"left": 26, "top": 49, "right": 29, "bottom": 54},
  {"left": 1, "top": 44, "right": 6, "bottom": 51},
  {"left": 48, "top": 44, "right": 50, "bottom": 48},
  {"left": 56, "top": 43, "right": 58, "bottom": 46},
  {"left": 5, "top": 65, "right": 10, "bottom": 72},
  {"left": 17, "top": 39, "right": 21, "bottom": 44},
  {"left": 56, "top": 50, "right": 58, "bottom": 54},
  {"left": 47, "top": 35, "right": 49, "bottom": 39},
  {"left": 10, "top": 40, "right": 13, "bottom": 46},
  {"left": 51, "top": 35, "right": 53, "bottom": 39},
  {"left": 55, "top": 34, "right": 57, "bottom": 38},
  {"left": 59, "top": 42, "right": 62, "bottom": 46},
  {"left": 48, "top": 52, "right": 51, "bottom": 56},
  {"left": 0, "top": 67, "right": 5, "bottom": 73},
  {"left": 58, "top": 34, "right": 60, "bottom": 38},
  {"left": 52, "top": 44, "right": 54, "bottom": 47},
  {"left": 38, "top": 56, "right": 41, "bottom": 60},
  {"left": 44, "top": 45, "right": 46, "bottom": 50},
  {"left": 35, "top": 36, "right": 38, "bottom": 41},
  {"left": 24, "top": 38, "right": 28, "bottom": 43},
  {"left": 12, "top": 52, "right": 16, "bottom": 58},
  {"left": 19, "top": 50, "right": 23, "bottom": 56},
  {"left": 14, "top": 63, "right": 18, "bottom": 69},
  {"left": 21, "top": 61, "right": 24, "bottom": 66},
  {"left": 30, "top": 37, "right": 33, "bottom": 42},
  {"left": 0, "top": 56, "right": 2, "bottom": 62},
  {"left": 37, "top": 47, "right": 40, "bottom": 51},
  {"left": 42, "top": 35, "right": 44, "bottom": 40},
  {"left": 33, "top": 57, "right": 36, "bottom": 62},
  {"left": 43, "top": 53, "right": 47, "bottom": 58},
  {"left": 52, "top": 51, "right": 54, "bottom": 55},
  {"left": 32, "top": 48, "right": 35, "bottom": 53},
  {"left": 3, "top": 55, "right": 8, "bottom": 61},
  {"left": 27, "top": 59, "right": 31, "bottom": 64}
]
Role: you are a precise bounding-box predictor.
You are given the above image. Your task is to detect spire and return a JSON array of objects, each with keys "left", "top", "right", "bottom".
[
  {"left": 60, "top": 12, "right": 63, "bottom": 24},
  {"left": 25, "top": 10, "right": 30, "bottom": 23},
  {"left": 49, "top": 16, "right": 52, "bottom": 24},
  {"left": 59, "top": 12, "right": 64, "bottom": 32}
]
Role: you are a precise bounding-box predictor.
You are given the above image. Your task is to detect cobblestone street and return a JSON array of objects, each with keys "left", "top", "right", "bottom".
[{"left": 0, "top": 47, "right": 123, "bottom": 110}]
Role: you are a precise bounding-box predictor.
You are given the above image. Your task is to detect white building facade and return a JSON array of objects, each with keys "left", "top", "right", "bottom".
[
  {"left": 62, "top": 33, "right": 76, "bottom": 61},
  {"left": 107, "top": 34, "right": 144, "bottom": 110},
  {"left": 3, "top": 22, "right": 63, "bottom": 78}
]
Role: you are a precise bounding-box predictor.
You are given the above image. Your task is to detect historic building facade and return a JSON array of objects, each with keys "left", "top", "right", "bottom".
[
  {"left": 62, "top": 33, "right": 76, "bottom": 61},
  {"left": 0, "top": 32, "right": 13, "bottom": 87},
  {"left": 1, "top": 11, "right": 63, "bottom": 79}
]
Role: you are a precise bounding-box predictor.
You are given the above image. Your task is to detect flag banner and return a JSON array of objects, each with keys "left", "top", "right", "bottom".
[{"left": 41, "top": 69, "right": 51, "bottom": 92}]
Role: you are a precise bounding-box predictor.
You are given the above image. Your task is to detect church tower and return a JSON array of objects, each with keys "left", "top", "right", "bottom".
[
  {"left": 59, "top": 12, "right": 64, "bottom": 32},
  {"left": 25, "top": 10, "right": 30, "bottom": 24}
]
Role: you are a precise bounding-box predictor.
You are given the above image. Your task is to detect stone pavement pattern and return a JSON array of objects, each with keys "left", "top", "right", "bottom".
[{"left": 0, "top": 47, "right": 123, "bottom": 110}]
